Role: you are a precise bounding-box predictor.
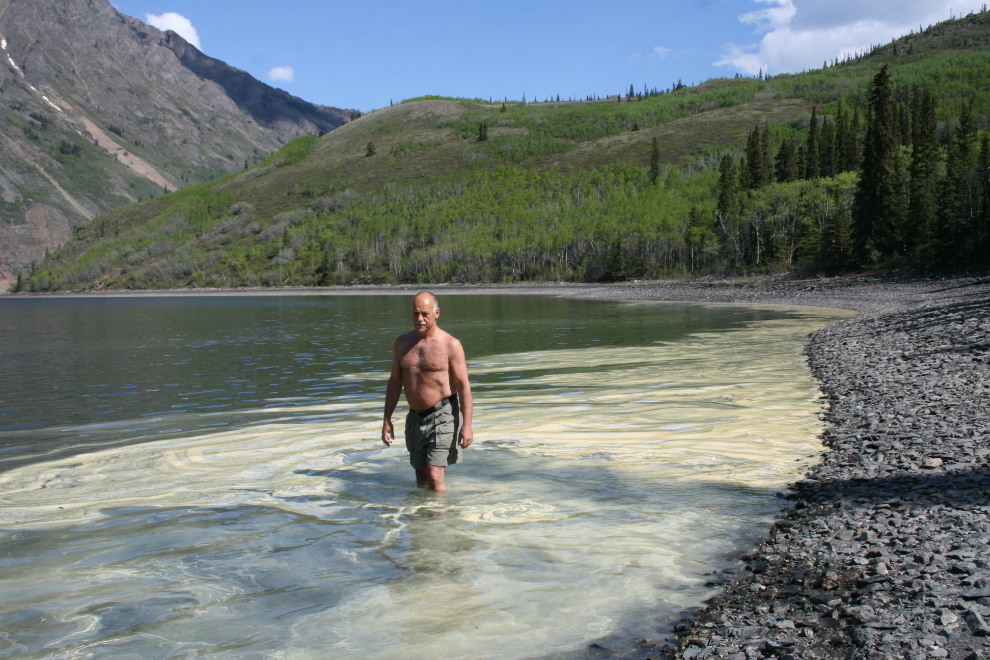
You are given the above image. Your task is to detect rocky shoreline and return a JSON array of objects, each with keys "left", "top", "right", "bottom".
[{"left": 572, "top": 274, "right": 990, "bottom": 660}]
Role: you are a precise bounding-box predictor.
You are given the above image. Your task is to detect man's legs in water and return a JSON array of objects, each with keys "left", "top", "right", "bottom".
[{"left": 415, "top": 466, "right": 446, "bottom": 491}]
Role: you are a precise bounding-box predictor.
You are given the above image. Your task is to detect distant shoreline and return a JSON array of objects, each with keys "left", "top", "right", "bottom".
[{"left": 0, "top": 274, "right": 958, "bottom": 314}]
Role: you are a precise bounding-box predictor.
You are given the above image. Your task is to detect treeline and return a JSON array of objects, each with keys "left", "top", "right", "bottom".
[
  {"left": 713, "top": 65, "right": 990, "bottom": 271},
  {"left": 20, "top": 159, "right": 874, "bottom": 291},
  {"left": 852, "top": 65, "right": 990, "bottom": 266}
]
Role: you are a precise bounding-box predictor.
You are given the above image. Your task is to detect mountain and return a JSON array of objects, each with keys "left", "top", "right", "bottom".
[
  {"left": 20, "top": 9, "right": 990, "bottom": 292},
  {"left": 0, "top": 0, "right": 353, "bottom": 286}
]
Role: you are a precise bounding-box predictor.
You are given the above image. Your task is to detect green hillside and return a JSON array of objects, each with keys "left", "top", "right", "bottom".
[{"left": 20, "top": 10, "right": 990, "bottom": 291}]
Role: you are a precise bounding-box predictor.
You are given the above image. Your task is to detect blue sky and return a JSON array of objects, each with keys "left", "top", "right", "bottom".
[{"left": 110, "top": 0, "right": 980, "bottom": 112}]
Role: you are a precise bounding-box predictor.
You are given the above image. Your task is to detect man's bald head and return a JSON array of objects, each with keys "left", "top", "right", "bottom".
[
  {"left": 413, "top": 291, "right": 438, "bottom": 312},
  {"left": 411, "top": 292, "right": 440, "bottom": 336}
]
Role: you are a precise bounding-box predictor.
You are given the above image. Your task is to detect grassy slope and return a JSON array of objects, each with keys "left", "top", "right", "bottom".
[{"left": 24, "top": 10, "right": 990, "bottom": 290}]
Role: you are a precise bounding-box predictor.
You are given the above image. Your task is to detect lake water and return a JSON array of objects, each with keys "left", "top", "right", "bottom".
[{"left": 0, "top": 294, "right": 851, "bottom": 659}]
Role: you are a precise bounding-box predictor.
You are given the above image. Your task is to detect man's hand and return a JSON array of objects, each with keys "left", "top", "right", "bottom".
[
  {"left": 459, "top": 426, "right": 473, "bottom": 449},
  {"left": 382, "top": 419, "right": 394, "bottom": 446}
]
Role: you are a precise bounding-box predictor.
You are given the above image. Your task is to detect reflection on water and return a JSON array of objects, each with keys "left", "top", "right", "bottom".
[{"left": 0, "top": 296, "right": 852, "bottom": 659}]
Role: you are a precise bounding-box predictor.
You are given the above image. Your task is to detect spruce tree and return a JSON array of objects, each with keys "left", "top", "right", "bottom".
[
  {"left": 835, "top": 100, "right": 849, "bottom": 173},
  {"left": 851, "top": 65, "right": 902, "bottom": 263},
  {"left": 907, "top": 89, "right": 940, "bottom": 256},
  {"left": 744, "top": 126, "right": 768, "bottom": 189},
  {"left": 806, "top": 106, "right": 820, "bottom": 178},
  {"left": 820, "top": 118, "right": 835, "bottom": 178},
  {"left": 761, "top": 122, "right": 773, "bottom": 183},
  {"left": 775, "top": 140, "right": 798, "bottom": 182},
  {"left": 891, "top": 103, "right": 903, "bottom": 146},
  {"left": 940, "top": 103, "right": 978, "bottom": 259},
  {"left": 842, "top": 107, "right": 861, "bottom": 173},
  {"left": 607, "top": 240, "right": 627, "bottom": 281},
  {"left": 823, "top": 186, "right": 851, "bottom": 267},
  {"left": 900, "top": 104, "right": 912, "bottom": 146},
  {"left": 716, "top": 156, "right": 741, "bottom": 266},
  {"left": 648, "top": 138, "right": 661, "bottom": 184},
  {"left": 738, "top": 156, "right": 751, "bottom": 190},
  {"left": 686, "top": 206, "right": 707, "bottom": 272}
]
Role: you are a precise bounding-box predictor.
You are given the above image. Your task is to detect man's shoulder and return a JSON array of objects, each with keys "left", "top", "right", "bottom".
[
  {"left": 440, "top": 330, "right": 463, "bottom": 352},
  {"left": 395, "top": 331, "right": 419, "bottom": 347}
]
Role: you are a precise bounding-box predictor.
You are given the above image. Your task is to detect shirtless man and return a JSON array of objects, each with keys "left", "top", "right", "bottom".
[{"left": 382, "top": 292, "right": 473, "bottom": 491}]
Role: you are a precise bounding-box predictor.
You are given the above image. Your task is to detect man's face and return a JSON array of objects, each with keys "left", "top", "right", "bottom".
[{"left": 412, "top": 296, "right": 439, "bottom": 335}]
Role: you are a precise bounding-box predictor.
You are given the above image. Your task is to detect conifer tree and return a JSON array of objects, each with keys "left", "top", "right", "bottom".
[
  {"left": 823, "top": 186, "right": 851, "bottom": 267},
  {"left": 907, "top": 89, "right": 940, "bottom": 256},
  {"left": 806, "top": 106, "right": 820, "bottom": 178},
  {"left": 716, "top": 156, "right": 741, "bottom": 266},
  {"left": 775, "top": 140, "right": 798, "bottom": 182},
  {"left": 939, "top": 103, "right": 978, "bottom": 258},
  {"left": 738, "top": 155, "right": 752, "bottom": 191},
  {"left": 891, "top": 104, "right": 903, "bottom": 146},
  {"left": 686, "top": 205, "right": 708, "bottom": 272},
  {"left": 761, "top": 122, "right": 773, "bottom": 183},
  {"left": 852, "top": 65, "right": 902, "bottom": 263},
  {"left": 900, "top": 104, "right": 912, "bottom": 146},
  {"left": 607, "top": 240, "right": 627, "bottom": 281},
  {"left": 744, "top": 126, "right": 768, "bottom": 189},
  {"left": 834, "top": 100, "right": 849, "bottom": 173},
  {"left": 839, "top": 107, "right": 861, "bottom": 173},
  {"left": 366, "top": 142, "right": 376, "bottom": 157},
  {"left": 648, "top": 138, "right": 661, "bottom": 184}
]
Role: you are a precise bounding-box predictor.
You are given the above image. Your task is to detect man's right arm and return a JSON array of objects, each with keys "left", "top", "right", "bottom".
[{"left": 382, "top": 340, "right": 403, "bottom": 446}]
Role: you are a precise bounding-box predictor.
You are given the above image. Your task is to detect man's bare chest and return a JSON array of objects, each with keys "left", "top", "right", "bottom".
[{"left": 400, "top": 344, "right": 448, "bottom": 373}]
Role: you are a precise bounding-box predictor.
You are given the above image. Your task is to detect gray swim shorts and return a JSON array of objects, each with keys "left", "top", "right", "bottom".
[{"left": 405, "top": 394, "right": 461, "bottom": 470}]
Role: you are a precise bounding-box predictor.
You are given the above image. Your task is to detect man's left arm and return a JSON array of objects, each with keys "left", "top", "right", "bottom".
[{"left": 449, "top": 338, "right": 473, "bottom": 448}]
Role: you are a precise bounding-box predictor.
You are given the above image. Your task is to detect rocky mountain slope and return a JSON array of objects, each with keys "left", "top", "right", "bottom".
[{"left": 0, "top": 0, "right": 353, "bottom": 285}]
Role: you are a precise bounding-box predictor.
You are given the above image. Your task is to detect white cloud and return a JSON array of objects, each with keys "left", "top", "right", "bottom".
[
  {"left": 265, "top": 66, "right": 295, "bottom": 83},
  {"left": 652, "top": 46, "right": 672, "bottom": 58},
  {"left": 145, "top": 12, "right": 201, "bottom": 50},
  {"left": 629, "top": 53, "right": 643, "bottom": 63},
  {"left": 715, "top": 0, "right": 985, "bottom": 76}
]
